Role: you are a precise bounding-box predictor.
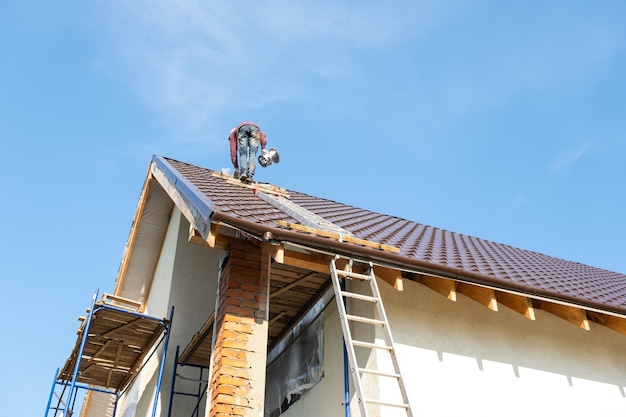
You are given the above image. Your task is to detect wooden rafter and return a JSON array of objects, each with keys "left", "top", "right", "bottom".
[
  {"left": 419, "top": 275, "right": 457, "bottom": 301},
  {"left": 538, "top": 301, "right": 590, "bottom": 330},
  {"left": 277, "top": 250, "right": 332, "bottom": 274},
  {"left": 373, "top": 265, "right": 403, "bottom": 290},
  {"left": 457, "top": 283, "right": 498, "bottom": 311},
  {"left": 496, "top": 291, "right": 535, "bottom": 320},
  {"left": 269, "top": 311, "right": 286, "bottom": 325},
  {"left": 270, "top": 271, "right": 319, "bottom": 299},
  {"left": 587, "top": 312, "right": 626, "bottom": 336}
]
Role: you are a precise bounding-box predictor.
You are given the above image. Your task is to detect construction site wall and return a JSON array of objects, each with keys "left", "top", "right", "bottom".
[
  {"left": 116, "top": 207, "right": 223, "bottom": 417},
  {"left": 280, "top": 276, "right": 626, "bottom": 417}
]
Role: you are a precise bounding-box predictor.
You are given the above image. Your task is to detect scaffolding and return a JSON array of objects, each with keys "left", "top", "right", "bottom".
[
  {"left": 45, "top": 290, "right": 173, "bottom": 417},
  {"left": 167, "top": 313, "right": 215, "bottom": 417}
]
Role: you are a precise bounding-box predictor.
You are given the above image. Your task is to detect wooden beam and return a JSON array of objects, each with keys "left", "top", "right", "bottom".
[
  {"left": 102, "top": 318, "right": 142, "bottom": 339},
  {"left": 278, "top": 220, "right": 401, "bottom": 252},
  {"left": 262, "top": 242, "right": 285, "bottom": 263},
  {"left": 457, "top": 283, "right": 498, "bottom": 311},
  {"left": 188, "top": 223, "right": 229, "bottom": 250},
  {"left": 276, "top": 250, "right": 332, "bottom": 274},
  {"left": 373, "top": 265, "right": 403, "bottom": 291},
  {"left": 541, "top": 302, "right": 590, "bottom": 330},
  {"left": 270, "top": 271, "right": 319, "bottom": 299},
  {"left": 207, "top": 223, "right": 219, "bottom": 247},
  {"left": 496, "top": 291, "right": 535, "bottom": 320},
  {"left": 269, "top": 311, "right": 286, "bottom": 326},
  {"left": 419, "top": 275, "right": 457, "bottom": 301},
  {"left": 603, "top": 315, "right": 626, "bottom": 336}
]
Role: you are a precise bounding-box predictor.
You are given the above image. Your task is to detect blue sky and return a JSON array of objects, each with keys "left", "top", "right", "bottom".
[{"left": 1, "top": 1, "right": 625, "bottom": 415}]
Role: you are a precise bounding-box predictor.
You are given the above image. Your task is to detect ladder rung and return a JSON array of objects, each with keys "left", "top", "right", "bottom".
[
  {"left": 335, "top": 269, "right": 372, "bottom": 280},
  {"left": 364, "top": 398, "right": 410, "bottom": 409},
  {"left": 345, "top": 314, "right": 384, "bottom": 326},
  {"left": 352, "top": 340, "right": 392, "bottom": 350},
  {"left": 340, "top": 290, "right": 378, "bottom": 302},
  {"left": 358, "top": 368, "right": 401, "bottom": 379}
]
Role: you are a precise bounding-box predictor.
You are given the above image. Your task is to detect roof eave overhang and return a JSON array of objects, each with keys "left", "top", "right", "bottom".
[{"left": 209, "top": 211, "right": 626, "bottom": 318}]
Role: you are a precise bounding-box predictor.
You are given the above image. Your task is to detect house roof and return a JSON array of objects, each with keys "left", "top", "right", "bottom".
[{"left": 155, "top": 155, "right": 626, "bottom": 317}]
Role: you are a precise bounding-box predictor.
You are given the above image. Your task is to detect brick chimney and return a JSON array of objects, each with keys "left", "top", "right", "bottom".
[{"left": 208, "top": 239, "right": 269, "bottom": 417}]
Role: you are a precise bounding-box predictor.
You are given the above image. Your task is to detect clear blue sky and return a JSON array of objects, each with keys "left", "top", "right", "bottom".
[{"left": 2, "top": 1, "right": 625, "bottom": 416}]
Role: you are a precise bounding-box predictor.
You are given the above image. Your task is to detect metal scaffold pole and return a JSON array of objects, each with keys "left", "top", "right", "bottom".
[
  {"left": 65, "top": 289, "right": 99, "bottom": 416},
  {"left": 151, "top": 305, "right": 175, "bottom": 417}
]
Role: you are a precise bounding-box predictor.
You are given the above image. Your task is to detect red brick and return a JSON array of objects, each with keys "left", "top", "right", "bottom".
[
  {"left": 221, "top": 357, "right": 248, "bottom": 368},
  {"left": 222, "top": 339, "right": 248, "bottom": 350},
  {"left": 216, "top": 375, "right": 248, "bottom": 386},
  {"left": 224, "top": 305, "right": 254, "bottom": 317}
]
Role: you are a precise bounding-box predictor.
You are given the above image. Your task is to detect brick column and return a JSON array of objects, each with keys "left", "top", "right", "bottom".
[{"left": 209, "top": 239, "right": 269, "bottom": 417}]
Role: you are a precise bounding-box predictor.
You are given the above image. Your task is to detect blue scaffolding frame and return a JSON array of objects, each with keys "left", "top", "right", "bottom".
[
  {"left": 167, "top": 346, "right": 209, "bottom": 417},
  {"left": 45, "top": 290, "right": 174, "bottom": 417}
]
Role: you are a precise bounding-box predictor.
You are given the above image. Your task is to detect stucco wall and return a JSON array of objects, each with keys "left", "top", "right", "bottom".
[
  {"left": 283, "top": 275, "right": 626, "bottom": 417},
  {"left": 117, "top": 207, "right": 224, "bottom": 417}
]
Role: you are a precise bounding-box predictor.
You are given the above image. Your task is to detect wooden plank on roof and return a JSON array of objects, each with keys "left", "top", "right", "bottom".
[
  {"left": 211, "top": 172, "right": 290, "bottom": 197},
  {"left": 278, "top": 220, "right": 401, "bottom": 252}
]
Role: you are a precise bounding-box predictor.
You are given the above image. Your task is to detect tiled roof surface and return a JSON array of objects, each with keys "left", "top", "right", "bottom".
[{"left": 164, "top": 157, "right": 626, "bottom": 312}]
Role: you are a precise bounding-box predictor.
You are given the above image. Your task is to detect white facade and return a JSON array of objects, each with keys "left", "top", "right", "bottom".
[{"left": 281, "top": 276, "right": 626, "bottom": 417}]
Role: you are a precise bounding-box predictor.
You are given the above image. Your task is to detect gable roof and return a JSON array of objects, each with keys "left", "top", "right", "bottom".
[{"left": 151, "top": 155, "right": 626, "bottom": 318}]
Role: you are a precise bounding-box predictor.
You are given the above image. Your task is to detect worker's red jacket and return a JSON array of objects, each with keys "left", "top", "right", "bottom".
[{"left": 228, "top": 122, "right": 267, "bottom": 166}]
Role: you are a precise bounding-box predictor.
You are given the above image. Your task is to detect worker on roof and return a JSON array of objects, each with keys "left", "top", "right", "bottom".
[{"left": 229, "top": 122, "right": 268, "bottom": 184}]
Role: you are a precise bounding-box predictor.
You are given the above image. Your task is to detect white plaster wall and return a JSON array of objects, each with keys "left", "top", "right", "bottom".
[
  {"left": 116, "top": 207, "right": 224, "bottom": 417},
  {"left": 286, "top": 277, "right": 626, "bottom": 417},
  {"left": 386, "top": 279, "right": 626, "bottom": 417}
]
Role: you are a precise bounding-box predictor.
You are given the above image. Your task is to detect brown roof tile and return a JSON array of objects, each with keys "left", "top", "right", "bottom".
[{"left": 162, "top": 157, "right": 626, "bottom": 314}]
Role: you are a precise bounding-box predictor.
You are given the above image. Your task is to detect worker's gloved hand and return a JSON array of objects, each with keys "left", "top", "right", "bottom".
[
  {"left": 262, "top": 149, "right": 269, "bottom": 156},
  {"left": 234, "top": 168, "right": 240, "bottom": 178}
]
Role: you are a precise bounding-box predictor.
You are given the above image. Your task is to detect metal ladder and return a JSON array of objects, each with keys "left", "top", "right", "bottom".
[{"left": 330, "top": 256, "right": 413, "bottom": 417}]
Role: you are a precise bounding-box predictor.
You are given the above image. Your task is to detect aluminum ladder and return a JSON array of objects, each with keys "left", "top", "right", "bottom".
[{"left": 330, "top": 256, "right": 413, "bottom": 417}]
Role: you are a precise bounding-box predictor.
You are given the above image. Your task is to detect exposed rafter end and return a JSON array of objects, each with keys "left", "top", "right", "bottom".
[
  {"left": 373, "top": 266, "right": 403, "bottom": 291},
  {"left": 418, "top": 275, "right": 457, "bottom": 301},
  {"left": 540, "top": 302, "right": 590, "bottom": 330},
  {"left": 272, "top": 248, "right": 332, "bottom": 275},
  {"left": 262, "top": 241, "right": 285, "bottom": 263},
  {"left": 587, "top": 312, "right": 626, "bottom": 336},
  {"left": 496, "top": 291, "right": 535, "bottom": 320},
  {"left": 188, "top": 223, "right": 229, "bottom": 250},
  {"left": 458, "top": 283, "right": 498, "bottom": 311}
]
